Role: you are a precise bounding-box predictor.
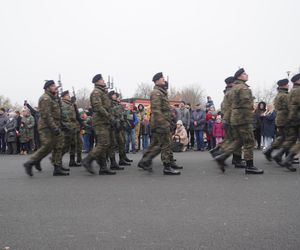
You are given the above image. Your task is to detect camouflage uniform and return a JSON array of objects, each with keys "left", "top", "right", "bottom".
[
  {"left": 70, "top": 105, "right": 83, "bottom": 164},
  {"left": 87, "top": 85, "right": 112, "bottom": 166},
  {"left": 271, "top": 88, "right": 289, "bottom": 149},
  {"left": 222, "top": 80, "right": 255, "bottom": 161},
  {"left": 29, "top": 91, "right": 63, "bottom": 167},
  {"left": 138, "top": 86, "right": 173, "bottom": 165},
  {"left": 60, "top": 99, "right": 77, "bottom": 158},
  {"left": 283, "top": 85, "right": 300, "bottom": 154}
]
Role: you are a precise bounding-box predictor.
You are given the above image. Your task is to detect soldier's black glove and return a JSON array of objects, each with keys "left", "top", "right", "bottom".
[{"left": 53, "top": 128, "right": 61, "bottom": 136}]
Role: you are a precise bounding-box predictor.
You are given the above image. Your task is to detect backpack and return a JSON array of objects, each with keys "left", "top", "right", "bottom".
[{"left": 172, "top": 135, "right": 183, "bottom": 152}]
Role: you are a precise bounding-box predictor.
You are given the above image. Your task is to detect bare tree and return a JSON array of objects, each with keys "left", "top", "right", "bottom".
[
  {"left": 179, "top": 84, "right": 206, "bottom": 107},
  {"left": 75, "top": 88, "right": 91, "bottom": 109},
  {"left": 133, "top": 82, "right": 152, "bottom": 99},
  {"left": 0, "top": 95, "right": 12, "bottom": 109},
  {"left": 253, "top": 83, "right": 277, "bottom": 104}
]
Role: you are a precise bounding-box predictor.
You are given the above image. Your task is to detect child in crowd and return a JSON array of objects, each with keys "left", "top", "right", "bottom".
[{"left": 212, "top": 115, "right": 224, "bottom": 145}]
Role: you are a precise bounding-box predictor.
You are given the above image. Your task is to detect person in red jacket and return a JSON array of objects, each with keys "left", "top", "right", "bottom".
[{"left": 212, "top": 115, "right": 225, "bottom": 145}]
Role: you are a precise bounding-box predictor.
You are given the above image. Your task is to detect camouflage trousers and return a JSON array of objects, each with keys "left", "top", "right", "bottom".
[
  {"left": 282, "top": 125, "right": 300, "bottom": 154},
  {"left": 30, "top": 128, "right": 63, "bottom": 166},
  {"left": 141, "top": 132, "right": 172, "bottom": 164},
  {"left": 62, "top": 130, "right": 76, "bottom": 156},
  {"left": 219, "top": 125, "right": 242, "bottom": 157},
  {"left": 223, "top": 124, "right": 255, "bottom": 161},
  {"left": 70, "top": 130, "right": 82, "bottom": 156},
  {"left": 108, "top": 130, "right": 118, "bottom": 158},
  {"left": 89, "top": 124, "right": 110, "bottom": 162},
  {"left": 271, "top": 126, "right": 287, "bottom": 149},
  {"left": 115, "top": 129, "right": 126, "bottom": 159},
  {"left": 281, "top": 126, "right": 299, "bottom": 151}
]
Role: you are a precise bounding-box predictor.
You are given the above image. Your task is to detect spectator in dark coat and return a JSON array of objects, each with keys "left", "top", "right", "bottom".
[
  {"left": 191, "top": 104, "right": 206, "bottom": 151},
  {"left": 24, "top": 101, "right": 40, "bottom": 150},
  {"left": 261, "top": 103, "right": 276, "bottom": 149},
  {"left": 5, "top": 112, "right": 17, "bottom": 154},
  {"left": 186, "top": 103, "right": 194, "bottom": 149},
  {"left": 254, "top": 101, "right": 266, "bottom": 149},
  {"left": 0, "top": 108, "right": 8, "bottom": 153}
]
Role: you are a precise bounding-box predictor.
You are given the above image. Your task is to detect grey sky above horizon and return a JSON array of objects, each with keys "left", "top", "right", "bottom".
[{"left": 1, "top": 0, "right": 299, "bottom": 107}]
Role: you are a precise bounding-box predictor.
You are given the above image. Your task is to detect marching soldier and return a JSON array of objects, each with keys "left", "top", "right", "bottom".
[
  {"left": 23, "top": 80, "right": 68, "bottom": 176},
  {"left": 279, "top": 73, "right": 300, "bottom": 170},
  {"left": 263, "top": 79, "right": 289, "bottom": 162},
  {"left": 215, "top": 68, "right": 264, "bottom": 174},
  {"left": 137, "top": 72, "right": 181, "bottom": 175},
  {"left": 81, "top": 74, "right": 116, "bottom": 175},
  {"left": 210, "top": 76, "right": 245, "bottom": 168},
  {"left": 108, "top": 90, "right": 125, "bottom": 170},
  {"left": 60, "top": 90, "right": 78, "bottom": 171}
]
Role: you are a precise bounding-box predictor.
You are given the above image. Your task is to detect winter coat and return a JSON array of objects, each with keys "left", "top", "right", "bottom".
[
  {"left": 261, "top": 111, "right": 276, "bottom": 138},
  {"left": 22, "top": 115, "right": 35, "bottom": 140},
  {"left": 212, "top": 122, "right": 225, "bottom": 138},
  {"left": 175, "top": 108, "right": 190, "bottom": 129},
  {"left": 174, "top": 126, "right": 188, "bottom": 146},
  {"left": 5, "top": 117, "right": 17, "bottom": 142},
  {"left": 255, "top": 101, "right": 266, "bottom": 129},
  {"left": 191, "top": 109, "right": 206, "bottom": 131},
  {"left": 19, "top": 126, "right": 29, "bottom": 143},
  {"left": 0, "top": 113, "right": 8, "bottom": 133}
]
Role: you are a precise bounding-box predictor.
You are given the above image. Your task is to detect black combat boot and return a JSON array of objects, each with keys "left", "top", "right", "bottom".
[
  {"left": 263, "top": 145, "right": 274, "bottom": 162},
  {"left": 232, "top": 154, "right": 245, "bottom": 168},
  {"left": 209, "top": 146, "right": 220, "bottom": 158},
  {"left": 281, "top": 153, "right": 297, "bottom": 172},
  {"left": 53, "top": 165, "right": 69, "bottom": 176},
  {"left": 272, "top": 148, "right": 286, "bottom": 166},
  {"left": 214, "top": 152, "right": 230, "bottom": 173},
  {"left": 169, "top": 161, "right": 183, "bottom": 169},
  {"left": 82, "top": 155, "right": 96, "bottom": 174},
  {"left": 245, "top": 160, "right": 264, "bottom": 174},
  {"left": 98, "top": 159, "right": 116, "bottom": 175},
  {"left": 137, "top": 159, "right": 152, "bottom": 172},
  {"left": 119, "top": 154, "right": 131, "bottom": 166},
  {"left": 60, "top": 165, "right": 70, "bottom": 172},
  {"left": 163, "top": 163, "right": 181, "bottom": 175},
  {"left": 110, "top": 157, "right": 124, "bottom": 170},
  {"left": 23, "top": 160, "right": 35, "bottom": 176},
  {"left": 76, "top": 153, "right": 82, "bottom": 166},
  {"left": 34, "top": 161, "right": 42, "bottom": 171},
  {"left": 69, "top": 155, "right": 81, "bottom": 167},
  {"left": 124, "top": 155, "right": 133, "bottom": 162}
]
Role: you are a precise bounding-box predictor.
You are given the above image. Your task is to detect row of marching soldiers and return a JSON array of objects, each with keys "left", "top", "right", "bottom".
[
  {"left": 23, "top": 76, "right": 132, "bottom": 176},
  {"left": 210, "top": 69, "right": 300, "bottom": 174}
]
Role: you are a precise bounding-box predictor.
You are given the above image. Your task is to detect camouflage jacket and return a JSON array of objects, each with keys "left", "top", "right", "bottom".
[
  {"left": 150, "top": 85, "right": 171, "bottom": 133},
  {"left": 221, "top": 86, "right": 233, "bottom": 125},
  {"left": 287, "top": 84, "right": 300, "bottom": 126},
  {"left": 230, "top": 80, "right": 254, "bottom": 126},
  {"left": 38, "top": 91, "right": 61, "bottom": 131},
  {"left": 273, "top": 88, "right": 288, "bottom": 127},
  {"left": 90, "top": 85, "right": 111, "bottom": 126},
  {"left": 111, "top": 100, "right": 126, "bottom": 130},
  {"left": 61, "top": 99, "right": 77, "bottom": 131}
]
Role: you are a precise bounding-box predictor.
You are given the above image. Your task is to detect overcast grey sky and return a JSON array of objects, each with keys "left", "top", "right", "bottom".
[{"left": 1, "top": 0, "right": 299, "bottom": 107}]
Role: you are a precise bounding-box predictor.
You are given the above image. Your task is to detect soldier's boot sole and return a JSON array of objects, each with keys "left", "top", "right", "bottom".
[
  {"left": 119, "top": 161, "right": 131, "bottom": 166},
  {"left": 110, "top": 166, "right": 124, "bottom": 170},
  {"left": 163, "top": 168, "right": 181, "bottom": 175},
  {"left": 245, "top": 168, "right": 264, "bottom": 174},
  {"left": 99, "top": 170, "right": 116, "bottom": 175}
]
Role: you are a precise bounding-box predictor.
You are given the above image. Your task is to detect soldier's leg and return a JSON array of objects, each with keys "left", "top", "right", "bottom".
[
  {"left": 52, "top": 133, "right": 64, "bottom": 167},
  {"left": 89, "top": 125, "right": 110, "bottom": 163},
  {"left": 138, "top": 132, "right": 161, "bottom": 169},
  {"left": 75, "top": 130, "right": 83, "bottom": 163},
  {"left": 30, "top": 129, "right": 55, "bottom": 162}
]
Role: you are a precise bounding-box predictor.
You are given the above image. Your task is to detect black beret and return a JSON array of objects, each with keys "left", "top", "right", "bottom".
[
  {"left": 291, "top": 73, "right": 300, "bottom": 83},
  {"left": 152, "top": 72, "right": 163, "bottom": 82},
  {"left": 92, "top": 74, "right": 103, "bottom": 84},
  {"left": 115, "top": 93, "right": 120, "bottom": 98},
  {"left": 225, "top": 76, "right": 235, "bottom": 85},
  {"left": 108, "top": 90, "right": 116, "bottom": 98},
  {"left": 61, "top": 90, "right": 69, "bottom": 97},
  {"left": 43, "top": 80, "right": 55, "bottom": 89},
  {"left": 277, "top": 79, "right": 289, "bottom": 86},
  {"left": 234, "top": 68, "right": 245, "bottom": 79}
]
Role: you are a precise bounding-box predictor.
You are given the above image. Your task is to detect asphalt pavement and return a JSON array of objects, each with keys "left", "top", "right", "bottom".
[{"left": 1, "top": 150, "right": 300, "bottom": 250}]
